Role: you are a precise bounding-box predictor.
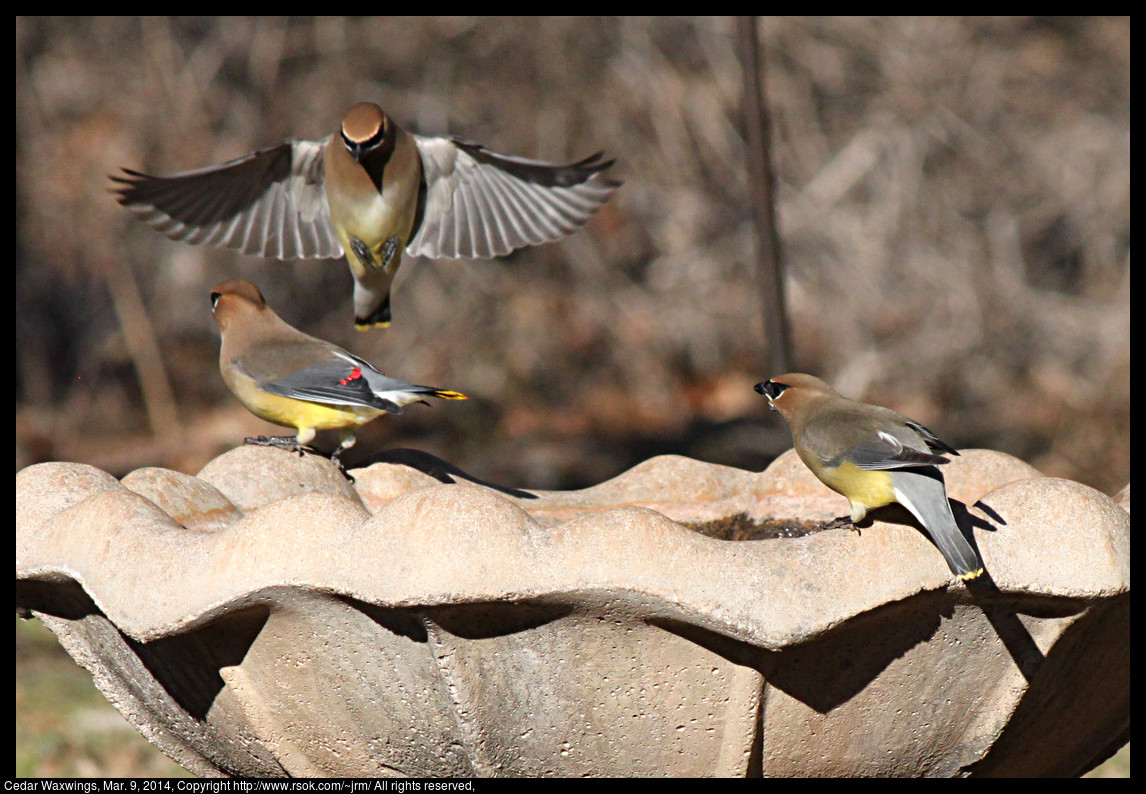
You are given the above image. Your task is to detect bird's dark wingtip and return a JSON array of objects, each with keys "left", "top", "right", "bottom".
[
  {"left": 110, "top": 167, "right": 148, "bottom": 183},
  {"left": 575, "top": 151, "right": 619, "bottom": 177},
  {"left": 108, "top": 168, "right": 151, "bottom": 202}
]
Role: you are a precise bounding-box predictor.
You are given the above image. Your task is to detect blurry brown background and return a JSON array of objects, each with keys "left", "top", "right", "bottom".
[{"left": 16, "top": 17, "right": 1129, "bottom": 777}]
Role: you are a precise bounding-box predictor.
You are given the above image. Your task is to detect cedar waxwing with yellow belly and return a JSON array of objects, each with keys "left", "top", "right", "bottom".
[
  {"left": 211, "top": 279, "right": 466, "bottom": 462},
  {"left": 115, "top": 102, "right": 621, "bottom": 329},
  {"left": 755, "top": 373, "right": 984, "bottom": 580}
]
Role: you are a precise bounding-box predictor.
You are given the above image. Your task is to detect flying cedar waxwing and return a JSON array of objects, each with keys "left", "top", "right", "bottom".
[
  {"left": 115, "top": 102, "right": 621, "bottom": 329},
  {"left": 211, "top": 279, "right": 467, "bottom": 462},
  {"left": 755, "top": 373, "right": 984, "bottom": 580}
]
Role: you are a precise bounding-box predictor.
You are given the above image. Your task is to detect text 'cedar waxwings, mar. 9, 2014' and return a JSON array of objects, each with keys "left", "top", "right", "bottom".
[
  {"left": 211, "top": 278, "right": 467, "bottom": 464},
  {"left": 756, "top": 373, "right": 985, "bottom": 581},
  {"left": 114, "top": 102, "right": 621, "bottom": 330}
]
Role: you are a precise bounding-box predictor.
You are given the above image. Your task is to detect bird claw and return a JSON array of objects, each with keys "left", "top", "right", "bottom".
[
  {"left": 380, "top": 236, "right": 401, "bottom": 271},
  {"left": 349, "top": 236, "right": 378, "bottom": 270},
  {"left": 244, "top": 435, "right": 309, "bottom": 457},
  {"left": 329, "top": 449, "right": 356, "bottom": 482},
  {"left": 350, "top": 235, "right": 401, "bottom": 273},
  {"left": 823, "top": 516, "right": 860, "bottom": 534},
  {"left": 243, "top": 436, "right": 351, "bottom": 481}
]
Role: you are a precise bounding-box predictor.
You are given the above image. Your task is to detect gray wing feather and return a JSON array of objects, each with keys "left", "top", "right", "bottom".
[
  {"left": 257, "top": 355, "right": 401, "bottom": 413},
  {"left": 904, "top": 420, "right": 959, "bottom": 457},
  {"left": 803, "top": 407, "right": 952, "bottom": 470},
  {"left": 113, "top": 139, "right": 343, "bottom": 260},
  {"left": 848, "top": 432, "right": 951, "bottom": 470},
  {"left": 408, "top": 135, "right": 620, "bottom": 260},
  {"left": 249, "top": 349, "right": 447, "bottom": 415}
]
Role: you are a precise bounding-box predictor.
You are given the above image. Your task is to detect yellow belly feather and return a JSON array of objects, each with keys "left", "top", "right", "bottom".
[
  {"left": 816, "top": 460, "right": 896, "bottom": 511},
  {"left": 230, "top": 375, "right": 381, "bottom": 434}
]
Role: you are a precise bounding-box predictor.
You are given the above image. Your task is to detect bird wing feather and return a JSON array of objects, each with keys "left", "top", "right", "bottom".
[
  {"left": 113, "top": 139, "right": 343, "bottom": 260},
  {"left": 803, "top": 407, "right": 952, "bottom": 470},
  {"left": 407, "top": 136, "right": 620, "bottom": 260},
  {"left": 255, "top": 354, "right": 401, "bottom": 413}
]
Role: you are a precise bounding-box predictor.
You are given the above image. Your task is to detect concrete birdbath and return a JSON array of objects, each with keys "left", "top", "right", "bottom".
[{"left": 15, "top": 447, "right": 1129, "bottom": 777}]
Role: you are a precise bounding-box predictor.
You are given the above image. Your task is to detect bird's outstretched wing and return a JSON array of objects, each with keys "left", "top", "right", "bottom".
[
  {"left": 113, "top": 140, "right": 343, "bottom": 260},
  {"left": 408, "top": 136, "right": 621, "bottom": 260}
]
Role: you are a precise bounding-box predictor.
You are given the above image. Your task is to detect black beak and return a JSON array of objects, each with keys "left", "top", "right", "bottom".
[
  {"left": 754, "top": 380, "right": 785, "bottom": 411},
  {"left": 346, "top": 141, "right": 367, "bottom": 163}
]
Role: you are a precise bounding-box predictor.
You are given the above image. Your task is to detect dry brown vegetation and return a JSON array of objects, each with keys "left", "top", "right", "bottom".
[
  {"left": 16, "top": 17, "right": 1129, "bottom": 495},
  {"left": 14, "top": 16, "right": 1131, "bottom": 778}
]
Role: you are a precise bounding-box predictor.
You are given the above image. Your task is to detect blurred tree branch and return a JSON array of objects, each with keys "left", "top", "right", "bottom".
[{"left": 737, "top": 15, "right": 791, "bottom": 375}]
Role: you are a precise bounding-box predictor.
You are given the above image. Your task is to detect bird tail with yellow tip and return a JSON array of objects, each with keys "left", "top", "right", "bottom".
[{"left": 892, "top": 469, "right": 985, "bottom": 580}]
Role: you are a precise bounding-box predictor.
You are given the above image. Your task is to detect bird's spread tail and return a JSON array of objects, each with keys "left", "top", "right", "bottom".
[
  {"left": 354, "top": 292, "right": 393, "bottom": 330},
  {"left": 892, "top": 468, "right": 985, "bottom": 580},
  {"left": 429, "top": 389, "right": 468, "bottom": 401}
]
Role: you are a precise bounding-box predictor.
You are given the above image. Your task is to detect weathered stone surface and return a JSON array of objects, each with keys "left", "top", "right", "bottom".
[
  {"left": 1114, "top": 483, "right": 1129, "bottom": 513},
  {"left": 15, "top": 448, "right": 1129, "bottom": 777},
  {"left": 197, "top": 444, "right": 364, "bottom": 513},
  {"left": 123, "top": 467, "right": 243, "bottom": 532}
]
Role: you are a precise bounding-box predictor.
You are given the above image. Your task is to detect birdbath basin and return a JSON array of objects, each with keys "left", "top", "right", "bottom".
[{"left": 15, "top": 448, "right": 1129, "bottom": 777}]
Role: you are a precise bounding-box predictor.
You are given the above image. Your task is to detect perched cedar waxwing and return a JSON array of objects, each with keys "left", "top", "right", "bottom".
[
  {"left": 755, "top": 373, "right": 984, "bottom": 580},
  {"left": 115, "top": 102, "right": 621, "bottom": 329},
  {"left": 211, "top": 279, "right": 467, "bottom": 461}
]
